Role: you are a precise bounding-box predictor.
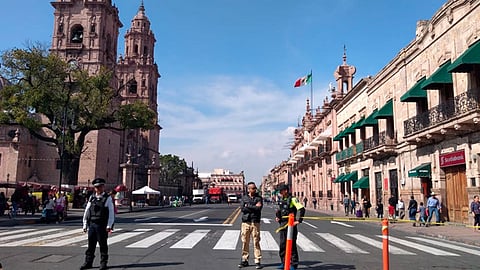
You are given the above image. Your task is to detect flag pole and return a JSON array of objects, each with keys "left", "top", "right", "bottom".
[{"left": 310, "top": 70, "right": 313, "bottom": 113}]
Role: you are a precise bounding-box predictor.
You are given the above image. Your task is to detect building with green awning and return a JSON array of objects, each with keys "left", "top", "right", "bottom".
[
  {"left": 400, "top": 77, "right": 427, "bottom": 102},
  {"left": 352, "top": 176, "right": 369, "bottom": 189},
  {"left": 448, "top": 40, "right": 480, "bottom": 73},
  {"left": 408, "top": 163, "right": 431, "bottom": 178},
  {"left": 421, "top": 60, "right": 453, "bottom": 89}
]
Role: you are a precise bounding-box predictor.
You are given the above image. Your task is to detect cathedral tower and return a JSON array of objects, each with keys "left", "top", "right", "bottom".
[{"left": 116, "top": 1, "right": 161, "bottom": 188}]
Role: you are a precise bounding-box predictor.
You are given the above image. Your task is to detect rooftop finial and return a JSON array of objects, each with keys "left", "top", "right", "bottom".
[
  {"left": 343, "top": 45, "right": 347, "bottom": 65},
  {"left": 139, "top": 0, "right": 145, "bottom": 14}
]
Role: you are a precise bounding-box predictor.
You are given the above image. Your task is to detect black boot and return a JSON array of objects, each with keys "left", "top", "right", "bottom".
[
  {"left": 79, "top": 262, "right": 93, "bottom": 270},
  {"left": 99, "top": 263, "right": 108, "bottom": 270}
]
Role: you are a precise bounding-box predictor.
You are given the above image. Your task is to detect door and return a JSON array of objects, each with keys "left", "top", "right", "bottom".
[{"left": 445, "top": 165, "right": 468, "bottom": 223}]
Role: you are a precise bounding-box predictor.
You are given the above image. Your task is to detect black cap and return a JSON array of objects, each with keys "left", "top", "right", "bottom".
[
  {"left": 277, "top": 184, "right": 289, "bottom": 191},
  {"left": 92, "top": 178, "right": 106, "bottom": 187}
]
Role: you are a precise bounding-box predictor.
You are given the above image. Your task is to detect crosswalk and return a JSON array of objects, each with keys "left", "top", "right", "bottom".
[{"left": 0, "top": 227, "right": 479, "bottom": 257}]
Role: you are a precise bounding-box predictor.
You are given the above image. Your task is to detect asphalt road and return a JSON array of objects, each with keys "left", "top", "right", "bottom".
[{"left": 0, "top": 203, "right": 479, "bottom": 270}]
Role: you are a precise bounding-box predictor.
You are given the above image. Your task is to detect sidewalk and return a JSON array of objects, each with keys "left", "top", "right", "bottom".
[
  {"left": 0, "top": 204, "right": 167, "bottom": 227},
  {"left": 306, "top": 207, "right": 480, "bottom": 247}
]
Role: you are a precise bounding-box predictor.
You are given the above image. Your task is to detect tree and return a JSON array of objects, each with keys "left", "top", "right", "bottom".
[
  {"left": 0, "top": 45, "right": 157, "bottom": 185},
  {"left": 158, "top": 154, "right": 187, "bottom": 185}
]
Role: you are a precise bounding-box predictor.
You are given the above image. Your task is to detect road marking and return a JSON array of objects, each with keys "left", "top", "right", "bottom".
[
  {"left": 3, "top": 229, "right": 83, "bottom": 246},
  {"left": 193, "top": 216, "right": 208, "bottom": 222},
  {"left": 0, "top": 229, "right": 35, "bottom": 237},
  {"left": 346, "top": 234, "right": 415, "bottom": 255},
  {"left": 407, "top": 237, "right": 480, "bottom": 256},
  {"left": 82, "top": 229, "right": 151, "bottom": 247},
  {"left": 260, "top": 230, "right": 279, "bottom": 251},
  {"left": 297, "top": 232, "right": 324, "bottom": 252},
  {"left": 261, "top": 218, "right": 271, "bottom": 224},
  {"left": 139, "top": 222, "right": 232, "bottom": 227},
  {"left": 213, "top": 230, "right": 240, "bottom": 250},
  {"left": 382, "top": 236, "right": 459, "bottom": 256},
  {"left": 316, "top": 233, "right": 368, "bottom": 254},
  {"left": 0, "top": 228, "right": 61, "bottom": 243},
  {"left": 330, "top": 221, "right": 354, "bottom": 227},
  {"left": 41, "top": 229, "right": 123, "bottom": 246},
  {"left": 134, "top": 217, "right": 156, "bottom": 222},
  {"left": 127, "top": 229, "right": 180, "bottom": 248},
  {"left": 170, "top": 229, "right": 210, "bottom": 249},
  {"left": 303, "top": 221, "right": 317, "bottom": 229}
]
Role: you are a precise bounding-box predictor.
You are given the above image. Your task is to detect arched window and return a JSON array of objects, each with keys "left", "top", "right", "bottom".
[
  {"left": 134, "top": 45, "right": 139, "bottom": 54},
  {"left": 143, "top": 46, "right": 148, "bottom": 56},
  {"left": 129, "top": 80, "right": 138, "bottom": 94},
  {"left": 70, "top": 25, "right": 84, "bottom": 43}
]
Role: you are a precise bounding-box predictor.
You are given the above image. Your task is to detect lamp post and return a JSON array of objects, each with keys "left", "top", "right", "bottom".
[
  {"left": 127, "top": 151, "right": 141, "bottom": 212},
  {"left": 6, "top": 173, "right": 9, "bottom": 197}
]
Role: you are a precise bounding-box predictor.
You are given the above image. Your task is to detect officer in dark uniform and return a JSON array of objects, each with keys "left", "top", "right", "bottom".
[
  {"left": 275, "top": 184, "right": 305, "bottom": 270},
  {"left": 80, "top": 178, "right": 115, "bottom": 270}
]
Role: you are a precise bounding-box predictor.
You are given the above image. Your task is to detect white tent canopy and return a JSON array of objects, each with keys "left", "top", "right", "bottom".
[{"left": 132, "top": 186, "right": 161, "bottom": 195}]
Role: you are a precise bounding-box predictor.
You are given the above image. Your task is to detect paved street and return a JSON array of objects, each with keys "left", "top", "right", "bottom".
[{"left": 1, "top": 204, "right": 480, "bottom": 269}]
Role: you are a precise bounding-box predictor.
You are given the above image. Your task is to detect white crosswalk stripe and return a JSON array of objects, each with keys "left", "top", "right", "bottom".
[
  {"left": 381, "top": 235, "right": 460, "bottom": 256},
  {"left": 316, "top": 233, "right": 369, "bottom": 254},
  {"left": 1, "top": 227, "right": 478, "bottom": 258}
]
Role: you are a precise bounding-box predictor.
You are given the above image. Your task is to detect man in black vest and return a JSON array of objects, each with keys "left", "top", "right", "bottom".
[
  {"left": 80, "top": 178, "right": 115, "bottom": 270},
  {"left": 275, "top": 184, "right": 305, "bottom": 270}
]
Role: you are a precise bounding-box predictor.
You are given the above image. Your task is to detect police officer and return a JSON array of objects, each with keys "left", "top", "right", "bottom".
[
  {"left": 80, "top": 178, "right": 115, "bottom": 270},
  {"left": 275, "top": 184, "right": 305, "bottom": 270}
]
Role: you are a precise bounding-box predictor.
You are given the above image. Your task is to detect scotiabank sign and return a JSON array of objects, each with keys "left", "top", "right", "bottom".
[{"left": 439, "top": 150, "right": 465, "bottom": 168}]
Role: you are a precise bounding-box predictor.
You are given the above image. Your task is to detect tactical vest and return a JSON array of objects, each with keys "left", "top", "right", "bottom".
[
  {"left": 88, "top": 193, "right": 109, "bottom": 225},
  {"left": 278, "top": 196, "right": 296, "bottom": 222}
]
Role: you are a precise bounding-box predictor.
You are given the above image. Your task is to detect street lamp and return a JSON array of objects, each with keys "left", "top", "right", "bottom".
[
  {"left": 126, "top": 151, "right": 141, "bottom": 212},
  {"left": 52, "top": 108, "right": 76, "bottom": 193}
]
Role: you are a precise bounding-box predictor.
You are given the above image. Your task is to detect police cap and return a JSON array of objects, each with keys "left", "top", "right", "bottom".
[
  {"left": 277, "top": 184, "right": 289, "bottom": 192},
  {"left": 92, "top": 178, "right": 106, "bottom": 187}
]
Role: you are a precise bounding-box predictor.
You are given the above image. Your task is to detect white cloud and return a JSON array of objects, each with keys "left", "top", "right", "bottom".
[{"left": 158, "top": 75, "right": 310, "bottom": 184}]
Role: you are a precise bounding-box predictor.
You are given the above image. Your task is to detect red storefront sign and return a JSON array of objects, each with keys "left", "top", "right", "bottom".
[
  {"left": 383, "top": 177, "right": 389, "bottom": 190},
  {"left": 439, "top": 150, "right": 466, "bottom": 168}
]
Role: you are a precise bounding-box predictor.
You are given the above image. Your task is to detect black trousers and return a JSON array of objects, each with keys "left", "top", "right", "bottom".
[
  {"left": 279, "top": 224, "right": 299, "bottom": 266},
  {"left": 85, "top": 223, "right": 109, "bottom": 264}
]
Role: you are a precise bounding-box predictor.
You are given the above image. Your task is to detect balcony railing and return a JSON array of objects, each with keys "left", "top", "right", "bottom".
[{"left": 404, "top": 90, "right": 480, "bottom": 136}]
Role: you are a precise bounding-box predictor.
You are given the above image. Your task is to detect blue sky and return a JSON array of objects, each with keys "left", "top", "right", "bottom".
[{"left": 0, "top": 0, "right": 444, "bottom": 185}]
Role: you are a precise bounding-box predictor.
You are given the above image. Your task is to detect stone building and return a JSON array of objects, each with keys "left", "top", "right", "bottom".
[
  {"left": 269, "top": 0, "right": 480, "bottom": 224},
  {"left": 198, "top": 169, "right": 246, "bottom": 198},
  {"left": 0, "top": 0, "right": 161, "bottom": 194}
]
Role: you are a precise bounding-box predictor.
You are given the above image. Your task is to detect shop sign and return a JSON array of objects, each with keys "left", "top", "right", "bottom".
[
  {"left": 383, "top": 177, "right": 389, "bottom": 190},
  {"left": 439, "top": 150, "right": 465, "bottom": 168}
]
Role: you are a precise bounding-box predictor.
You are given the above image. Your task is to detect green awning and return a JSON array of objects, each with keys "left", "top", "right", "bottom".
[
  {"left": 408, "top": 163, "right": 431, "bottom": 178},
  {"left": 421, "top": 60, "right": 453, "bottom": 89},
  {"left": 334, "top": 174, "right": 345, "bottom": 183},
  {"left": 341, "top": 171, "right": 358, "bottom": 182},
  {"left": 400, "top": 77, "right": 427, "bottom": 102},
  {"left": 361, "top": 110, "right": 378, "bottom": 127},
  {"left": 374, "top": 99, "right": 393, "bottom": 119},
  {"left": 354, "top": 117, "right": 365, "bottom": 129},
  {"left": 332, "top": 130, "right": 346, "bottom": 141},
  {"left": 448, "top": 40, "right": 480, "bottom": 73},
  {"left": 352, "top": 176, "right": 369, "bottom": 189},
  {"left": 344, "top": 122, "right": 357, "bottom": 135}
]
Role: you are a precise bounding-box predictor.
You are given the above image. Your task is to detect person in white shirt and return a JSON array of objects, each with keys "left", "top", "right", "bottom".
[{"left": 80, "top": 178, "right": 115, "bottom": 270}]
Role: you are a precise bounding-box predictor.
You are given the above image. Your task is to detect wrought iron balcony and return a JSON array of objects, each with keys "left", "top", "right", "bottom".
[{"left": 404, "top": 90, "right": 480, "bottom": 136}]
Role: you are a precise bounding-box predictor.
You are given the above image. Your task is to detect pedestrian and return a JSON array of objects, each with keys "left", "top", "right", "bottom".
[
  {"left": 109, "top": 190, "right": 118, "bottom": 215},
  {"left": 24, "top": 192, "right": 35, "bottom": 215},
  {"left": 375, "top": 199, "right": 384, "bottom": 218},
  {"left": 362, "top": 196, "right": 371, "bottom": 218},
  {"left": 56, "top": 192, "right": 67, "bottom": 222},
  {"left": 238, "top": 182, "right": 263, "bottom": 269},
  {"left": 397, "top": 197, "right": 405, "bottom": 219},
  {"left": 80, "top": 178, "right": 115, "bottom": 270},
  {"left": 312, "top": 197, "right": 317, "bottom": 209},
  {"left": 388, "top": 195, "right": 396, "bottom": 220},
  {"left": 418, "top": 202, "right": 427, "bottom": 226},
  {"left": 0, "top": 192, "right": 6, "bottom": 216},
  {"left": 407, "top": 195, "right": 418, "bottom": 226},
  {"left": 470, "top": 195, "right": 480, "bottom": 231},
  {"left": 275, "top": 184, "right": 305, "bottom": 270},
  {"left": 351, "top": 197, "right": 356, "bottom": 215},
  {"left": 303, "top": 197, "right": 308, "bottom": 208},
  {"left": 343, "top": 195, "right": 350, "bottom": 216},
  {"left": 43, "top": 194, "right": 56, "bottom": 223},
  {"left": 426, "top": 192, "right": 441, "bottom": 226}
]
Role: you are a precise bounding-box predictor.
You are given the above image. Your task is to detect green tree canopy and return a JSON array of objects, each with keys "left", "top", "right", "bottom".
[{"left": 0, "top": 45, "right": 157, "bottom": 185}]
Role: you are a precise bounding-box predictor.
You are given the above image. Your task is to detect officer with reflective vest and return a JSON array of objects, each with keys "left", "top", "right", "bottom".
[
  {"left": 80, "top": 178, "right": 115, "bottom": 270},
  {"left": 275, "top": 184, "right": 305, "bottom": 270}
]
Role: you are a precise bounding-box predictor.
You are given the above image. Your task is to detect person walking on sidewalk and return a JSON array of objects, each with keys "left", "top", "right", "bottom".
[
  {"left": 407, "top": 195, "right": 418, "bottom": 226},
  {"left": 397, "top": 197, "right": 405, "bottom": 219},
  {"left": 312, "top": 197, "right": 317, "bottom": 209},
  {"left": 343, "top": 195, "right": 350, "bottom": 216},
  {"left": 426, "top": 192, "right": 441, "bottom": 226},
  {"left": 81, "top": 178, "right": 115, "bottom": 270},
  {"left": 275, "top": 184, "right": 305, "bottom": 270},
  {"left": 375, "top": 199, "right": 384, "bottom": 219},
  {"left": 238, "top": 182, "right": 263, "bottom": 269},
  {"left": 418, "top": 202, "right": 427, "bottom": 226},
  {"left": 303, "top": 197, "right": 308, "bottom": 209},
  {"left": 362, "top": 196, "right": 371, "bottom": 218},
  {"left": 470, "top": 195, "right": 480, "bottom": 231},
  {"left": 388, "top": 195, "right": 397, "bottom": 220}
]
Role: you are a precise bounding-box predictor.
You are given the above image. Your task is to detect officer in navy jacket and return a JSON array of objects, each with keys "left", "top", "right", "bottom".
[{"left": 80, "top": 178, "right": 115, "bottom": 270}]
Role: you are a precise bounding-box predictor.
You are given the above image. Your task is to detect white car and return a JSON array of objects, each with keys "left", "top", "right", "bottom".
[{"left": 227, "top": 194, "right": 238, "bottom": 203}]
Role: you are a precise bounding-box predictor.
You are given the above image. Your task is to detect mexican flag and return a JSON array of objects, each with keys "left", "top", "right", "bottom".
[{"left": 294, "top": 73, "right": 312, "bottom": 87}]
